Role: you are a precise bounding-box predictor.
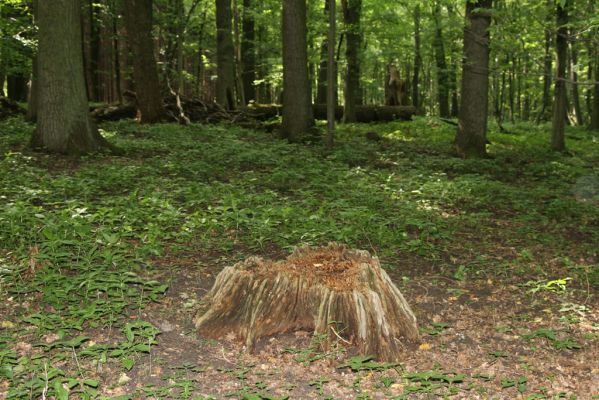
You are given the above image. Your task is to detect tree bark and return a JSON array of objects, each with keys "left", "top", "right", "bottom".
[
  {"left": 569, "top": 31, "right": 584, "bottom": 126},
  {"left": 281, "top": 0, "right": 314, "bottom": 141},
  {"left": 195, "top": 244, "right": 419, "bottom": 362},
  {"left": 31, "top": 0, "right": 111, "bottom": 154},
  {"left": 551, "top": 1, "right": 568, "bottom": 151},
  {"left": 241, "top": 0, "right": 256, "bottom": 104},
  {"left": 123, "top": 0, "right": 166, "bottom": 123},
  {"left": 342, "top": 0, "right": 362, "bottom": 123},
  {"left": 538, "top": 0, "right": 553, "bottom": 122},
  {"left": 432, "top": 2, "right": 450, "bottom": 118},
  {"left": 215, "top": 0, "right": 237, "bottom": 109},
  {"left": 326, "top": 0, "right": 336, "bottom": 147},
  {"left": 455, "top": 0, "right": 492, "bottom": 158},
  {"left": 412, "top": 4, "right": 422, "bottom": 110},
  {"left": 592, "top": 47, "right": 599, "bottom": 130}
]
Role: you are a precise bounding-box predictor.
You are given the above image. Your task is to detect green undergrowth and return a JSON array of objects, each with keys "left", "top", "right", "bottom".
[{"left": 0, "top": 116, "right": 598, "bottom": 398}]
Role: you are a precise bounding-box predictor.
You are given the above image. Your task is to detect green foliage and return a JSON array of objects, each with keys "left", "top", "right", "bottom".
[{"left": 1, "top": 117, "right": 598, "bottom": 396}]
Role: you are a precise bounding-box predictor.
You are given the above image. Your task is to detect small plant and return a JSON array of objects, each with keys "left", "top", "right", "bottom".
[
  {"left": 421, "top": 322, "right": 450, "bottom": 336},
  {"left": 337, "top": 355, "right": 401, "bottom": 372}
]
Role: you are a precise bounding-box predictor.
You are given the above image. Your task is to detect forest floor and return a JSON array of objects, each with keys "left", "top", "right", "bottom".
[{"left": 0, "top": 116, "right": 598, "bottom": 399}]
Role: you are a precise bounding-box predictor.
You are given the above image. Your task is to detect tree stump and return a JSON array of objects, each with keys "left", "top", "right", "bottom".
[{"left": 195, "top": 244, "right": 419, "bottom": 361}]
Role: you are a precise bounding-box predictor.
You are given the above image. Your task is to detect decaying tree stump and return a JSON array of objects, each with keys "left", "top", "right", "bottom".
[{"left": 195, "top": 243, "right": 419, "bottom": 361}]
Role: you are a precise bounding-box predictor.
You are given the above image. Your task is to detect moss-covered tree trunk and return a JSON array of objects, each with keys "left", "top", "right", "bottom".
[{"left": 31, "top": 0, "right": 111, "bottom": 155}]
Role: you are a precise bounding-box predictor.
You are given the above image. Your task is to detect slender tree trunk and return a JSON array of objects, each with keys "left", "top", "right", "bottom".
[
  {"left": 281, "top": 0, "right": 314, "bottom": 141},
  {"left": 538, "top": 0, "right": 553, "bottom": 122},
  {"left": 123, "top": 0, "right": 166, "bottom": 123},
  {"left": 241, "top": 0, "right": 256, "bottom": 104},
  {"left": 81, "top": 0, "right": 97, "bottom": 101},
  {"left": 551, "top": 0, "right": 568, "bottom": 151},
  {"left": 26, "top": 0, "right": 39, "bottom": 122},
  {"left": 590, "top": 38, "right": 599, "bottom": 130},
  {"left": 316, "top": 39, "right": 328, "bottom": 104},
  {"left": 31, "top": 0, "right": 111, "bottom": 154},
  {"left": 342, "top": 0, "right": 362, "bottom": 123},
  {"left": 327, "top": 0, "right": 336, "bottom": 147},
  {"left": 455, "top": 0, "right": 492, "bottom": 158},
  {"left": 215, "top": 0, "right": 236, "bottom": 109},
  {"left": 412, "top": 4, "right": 421, "bottom": 110},
  {"left": 432, "top": 2, "right": 450, "bottom": 118},
  {"left": 569, "top": 31, "right": 584, "bottom": 126}
]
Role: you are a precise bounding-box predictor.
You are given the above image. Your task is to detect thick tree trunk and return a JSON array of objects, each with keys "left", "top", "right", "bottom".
[
  {"left": 31, "top": 0, "right": 111, "bottom": 154},
  {"left": 195, "top": 244, "right": 419, "bottom": 361},
  {"left": 551, "top": 1, "right": 568, "bottom": 151},
  {"left": 455, "top": 0, "right": 492, "bottom": 158},
  {"left": 432, "top": 2, "right": 450, "bottom": 118},
  {"left": 241, "top": 0, "right": 256, "bottom": 104},
  {"left": 123, "top": 0, "right": 166, "bottom": 123},
  {"left": 342, "top": 0, "right": 362, "bottom": 123},
  {"left": 215, "top": 0, "right": 236, "bottom": 109},
  {"left": 281, "top": 0, "right": 314, "bottom": 141},
  {"left": 412, "top": 4, "right": 422, "bottom": 110}
]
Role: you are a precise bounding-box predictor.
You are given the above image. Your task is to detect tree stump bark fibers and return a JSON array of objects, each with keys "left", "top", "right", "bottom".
[{"left": 195, "top": 244, "right": 419, "bottom": 361}]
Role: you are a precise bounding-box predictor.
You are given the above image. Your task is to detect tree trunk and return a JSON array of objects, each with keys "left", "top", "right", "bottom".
[
  {"left": 316, "top": 38, "right": 329, "bottom": 104},
  {"left": 241, "top": 0, "right": 256, "bottom": 104},
  {"left": 342, "top": 0, "right": 362, "bottom": 123},
  {"left": 123, "top": 0, "right": 166, "bottom": 123},
  {"left": 97, "top": 0, "right": 119, "bottom": 104},
  {"left": 281, "top": 0, "right": 314, "bottom": 142},
  {"left": 592, "top": 48, "right": 599, "bottom": 130},
  {"left": 455, "top": 0, "right": 492, "bottom": 158},
  {"left": 432, "top": 2, "right": 450, "bottom": 118},
  {"left": 551, "top": 1, "right": 568, "bottom": 151},
  {"left": 326, "top": 0, "right": 336, "bottom": 147},
  {"left": 412, "top": 4, "right": 422, "bottom": 110},
  {"left": 215, "top": 0, "right": 236, "bottom": 109},
  {"left": 569, "top": 31, "right": 584, "bottom": 126},
  {"left": 7, "top": 75, "right": 28, "bottom": 102},
  {"left": 195, "top": 244, "right": 419, "bottom": 362},
  {"left": 31, "top": 0, "right": 112, "bottom": 154},
  {"left": 538, "top": 0, "right": 553, "bottom": 122},
  {"left": 81, "top": 0, "right": 97, "bottom": 101}
]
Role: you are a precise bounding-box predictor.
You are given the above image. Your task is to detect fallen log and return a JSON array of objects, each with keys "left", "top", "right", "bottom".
[
  {"left": 245, "top": 104, "right": 416, "bottom": 123},
  {"left": 195, "top": 243, "right": 419, "bottom": 361}
]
